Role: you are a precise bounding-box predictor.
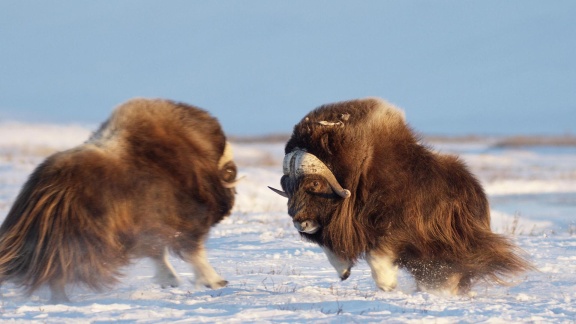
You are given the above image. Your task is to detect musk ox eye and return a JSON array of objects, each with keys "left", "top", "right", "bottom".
[
  {"left": 220, "top": 161, "right": 237, "bottom": 183},
  {"left": 305, "top": 178, "right": 327, "bottom": 194},
  {"left": 225, "top": 167, "right": 236, "bottom": 180}
]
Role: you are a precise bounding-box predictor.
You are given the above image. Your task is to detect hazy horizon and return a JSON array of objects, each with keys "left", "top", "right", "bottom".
[{"left": 1, "top": 1, "right": 575, "bottom": 136}]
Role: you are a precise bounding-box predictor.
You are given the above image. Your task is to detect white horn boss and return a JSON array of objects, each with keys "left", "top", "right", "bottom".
[{"left": 283, "top": 149, "right": 351, "bottom": 198}]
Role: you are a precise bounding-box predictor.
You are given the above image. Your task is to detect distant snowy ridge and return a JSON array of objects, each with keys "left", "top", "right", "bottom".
[{"left": 0, "top": 122, "right": 92, "bottom": 150}]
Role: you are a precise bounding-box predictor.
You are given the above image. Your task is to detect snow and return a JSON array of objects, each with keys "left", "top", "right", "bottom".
[{"left": 1, "top": 123, "right": 575, "bottom": 323}]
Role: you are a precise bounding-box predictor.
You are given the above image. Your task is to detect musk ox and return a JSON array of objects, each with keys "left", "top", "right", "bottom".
[
  {"left": 269, "top": 97, "right": 533, "bottom": 295},
  {"left": 0, "top": 98, "right": 237, "bottom": 302}
]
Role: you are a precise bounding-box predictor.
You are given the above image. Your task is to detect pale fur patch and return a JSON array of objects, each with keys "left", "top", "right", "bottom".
[
  {"left": 362, "top": 97, "right": 406, "bottom": 131},
  {"left": 151, "top": 248, "right": 181, "bottom": 288},
  {"left": 85, "top": 99, "right": 149, "bottom": 155},
  {"left": 416, "top": 273, "right": 476, "bottom": 296},
  {"left": 322, "top": 247, "right": 353, "bottom": 279},
  {"left": 185, "top": 245, "right": 227, "bottom": 289},
  {"left": 366, "top": 250, "right": 399, "bottom": 291},
  {"left": 87, "top": 98, "right": 218, "bottom": 158}
]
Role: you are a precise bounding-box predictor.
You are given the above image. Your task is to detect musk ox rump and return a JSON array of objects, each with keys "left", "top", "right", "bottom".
[
  {"left": 271, "top": 97, "right": 533, "bottom": 295},
  {"left": 0, "top": 98, "right": 237, "bottom": 302}
]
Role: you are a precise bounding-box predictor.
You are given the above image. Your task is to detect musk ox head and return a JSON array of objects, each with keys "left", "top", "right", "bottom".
[
  {"left": 269, "top": 149, "right": 350, "bottom": 235},
  {"left": 270, "top": 97, "right": 408, "bottom": 253}
]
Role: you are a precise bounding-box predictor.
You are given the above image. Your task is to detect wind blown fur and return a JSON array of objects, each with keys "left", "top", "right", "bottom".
[
  {"left": 0, "top": 98, "right": 237, "bottom": 302},
  {"left": 278, "top": 97, "right": 533, "bottom": 294}
]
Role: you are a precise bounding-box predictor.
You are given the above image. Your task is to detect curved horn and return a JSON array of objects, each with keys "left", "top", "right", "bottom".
[
  {"left": 218, "top": 142, "right": 233, "bottom": 169},
  {"left": 268, "top": 186, "right": 288, "bottom": 198},
  {"left": 222, "top": 175, "right": 245, "bottom": 189},
  {"left": 284, "top": 149, "right": 351, "bottom": 199},
  {"left": 282, "top": 150, "right": 297, "bottom": 175}
]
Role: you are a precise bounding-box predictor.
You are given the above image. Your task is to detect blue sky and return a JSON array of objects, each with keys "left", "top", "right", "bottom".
[{"left": 1, "top": 1, "right": 575, "bottom": 136}]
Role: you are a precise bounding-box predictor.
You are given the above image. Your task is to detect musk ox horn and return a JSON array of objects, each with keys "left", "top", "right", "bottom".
[
  {"left": 222, "top": 176, "right": 245, "bottom": 189},
  {"left": 268, "top": 186, "right": 289, "bottom": 198},
  {"left": 218, "top": 142, "right": 233, "bottom": 169},
  {"left": 284, "top": 149, "right": 351, "bottom": 198}
]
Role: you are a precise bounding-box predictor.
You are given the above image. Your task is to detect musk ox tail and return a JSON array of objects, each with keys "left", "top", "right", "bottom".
[
  {"left": 466, "top": 230, "right": 535, "bottom": 285},
  {"left": 0, "top": 151, "right": 130, "bottom": 295}
]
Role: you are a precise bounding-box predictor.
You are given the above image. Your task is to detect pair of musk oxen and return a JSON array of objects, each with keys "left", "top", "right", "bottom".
[{"left": 0, "top": 97, "right": 532, "bottom": 302}]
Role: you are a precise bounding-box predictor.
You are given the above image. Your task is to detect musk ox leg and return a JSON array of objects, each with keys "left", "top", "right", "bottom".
[
  {"left": 151, "top": 247, "right": 181, "bottom": 288},
  {"left": 184, "top": 245, "right": 228, "bottom": 289},
  {"left": 416, "top": 272, "right": 473, "bottom": 296},
  {"left": 409, "top": 261, "right": 473, "bottom": 295},
  {"left": 48, "top": 280, "right": 70, "bottom": 304},
  {"left": 322, "top": 247, "right": 353, "bottom": 280},
  {"left": 366, "top": 251, "right": 398, "bottom": 292},
  {"left": 440, "top": 273, "right": 471, "bottom": 296},
  {"left": 456, "top": 274, "right": 473, "bottom": 295}
]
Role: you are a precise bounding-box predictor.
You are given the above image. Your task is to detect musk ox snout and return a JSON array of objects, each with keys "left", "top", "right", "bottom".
[{"left": 293, "top": 218, "right": 320, "bottom": 234}]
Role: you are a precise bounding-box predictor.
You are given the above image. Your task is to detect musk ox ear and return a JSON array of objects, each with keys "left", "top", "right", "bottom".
[{"left": 268, "top": 186, "right": 289, "bottom": 198}]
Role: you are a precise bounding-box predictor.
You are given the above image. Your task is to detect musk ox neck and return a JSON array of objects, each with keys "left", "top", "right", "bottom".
[
  {"left": 322, "top": 158, "right": 377, "bottom": 262},
  {"left": 316, "top": 138, "right": 436, "bottom": 262}
]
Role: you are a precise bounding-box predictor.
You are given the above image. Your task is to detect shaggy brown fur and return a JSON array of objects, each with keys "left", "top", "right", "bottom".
[
  {"left": 0, "top": 98, "right": 236, "bottom": 302},
  {"left": 278, "top": 97, "right": 533, "bottom": 294}
]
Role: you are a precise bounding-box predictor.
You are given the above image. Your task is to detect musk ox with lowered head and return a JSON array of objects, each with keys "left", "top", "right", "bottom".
[
  {"left": 269, "top": 97, "right": 533, "bottom": 295},
  {"left": 0, "top": 98, "right": 238, "bottom": 302}
]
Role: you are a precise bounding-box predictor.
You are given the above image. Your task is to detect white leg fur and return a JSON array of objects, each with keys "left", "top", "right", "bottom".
[
  {"left": 322, "top": 247, "right": 353, "bottom": 280},
  {"left": 185, "top": 245, "right": 228, "bottom": 289},
  {"left": 151, "top": 248, "right": 181, "bottom": 288},
  {"left": 366, "top": 251, "right": 398, "bottom": 291}
]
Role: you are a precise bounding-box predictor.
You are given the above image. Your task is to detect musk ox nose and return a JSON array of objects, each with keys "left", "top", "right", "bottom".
[{"left": 293, "top": 219, "right": 319, "bottom": 234}]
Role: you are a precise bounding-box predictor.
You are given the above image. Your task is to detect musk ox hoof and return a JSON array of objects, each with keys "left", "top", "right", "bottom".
[
  {"left": 340, "top": 269, "right": 351, "bottom": 281},
  {"left": 377, "top": 283, "right": 397, "bottom": 292},
  {"left": 159, "top": 281, "right": 180, "bottom": 289},
  {"left": 205, "top": 280, "right": 228, "bottom": 289},
  {"left": 154, "top": 273, "right": 181, "bottom": 289}
]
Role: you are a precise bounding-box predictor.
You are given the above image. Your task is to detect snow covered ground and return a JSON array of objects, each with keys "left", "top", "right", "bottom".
[{"left": 0, "top": 123, "right": 575, "bottom": 323}]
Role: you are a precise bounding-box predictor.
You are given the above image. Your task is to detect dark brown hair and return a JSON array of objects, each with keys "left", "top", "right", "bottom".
[
  {"left": 0, "top": 98, "right": 235, "bottom": 297},
  {"left": 282, "top": 97, "right": 533, "bottom": 291}
]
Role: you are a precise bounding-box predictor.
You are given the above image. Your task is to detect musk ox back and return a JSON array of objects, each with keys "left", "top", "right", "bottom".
[
  {"left": 270, "top": 97, "right": 533, "bottom": 295},
  {"left": 0, "top": 98, "right": 237, "bottom": 302}
]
